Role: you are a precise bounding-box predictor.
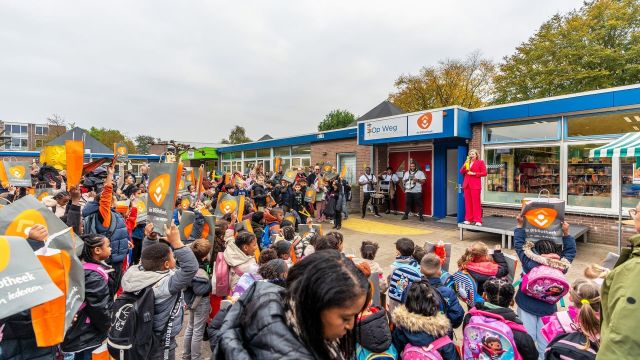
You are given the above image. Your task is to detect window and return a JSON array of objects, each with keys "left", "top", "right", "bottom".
[
  {"left": 257, "top": 148, "right": 270, "bottom": 157},
  {"left": 291, "top": 144, "right": 311, "bottom": 156},
  {"left": 622, "top": 157, "right": 640, "bottom": 208},
  {"left": 484, "top": 146, "right": 561, "bottom": 204},
  {"left": 35, "top": 126, "right": 48, "bottom": 135},
  {"left": 484, "top": 120, "right": 559, "bottom": 143},
  {"left": 338, "top": 153, "right": 357, "bottom": 184},
  {"left": 35, "top": 139, "right": 44, "bottom": 149},
  {"left": 567, "top": 109, "right": 640, "bottom": 137},
  {"left": 243, "top": 150, "right": 257, "bottom": 159},
  {"left": 566, "top": 143, "right": 612, "bottom": 208},
  {"left": 274, "top": 146, "right": 290, "bottom": 157}
]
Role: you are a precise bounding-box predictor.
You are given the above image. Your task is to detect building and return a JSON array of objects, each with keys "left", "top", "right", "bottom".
[
  {"left": 0, "top": 120, "right": 65, "bottom": 151},
  {"left": 356, "top": 83, "right": 640, "bottom": 245}
]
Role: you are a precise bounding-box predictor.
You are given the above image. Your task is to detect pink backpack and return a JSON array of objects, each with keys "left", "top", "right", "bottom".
[
  {"left": 79, "top": 262, "right": 110, "bottom": 324},
  {"left": 541, "top": 310, "right": 578, "bottom": 342},
  {"left": 520, "top": 265, "right": 569, "bottom": 304},
  {"left": 402, "top": 336, "right": 452, "bottom": 360},
  {"left": 214, "top": 252, "right": 244, "bottom": 297},
  {"left": 463, "top": 308, "right": 527, "bottom": 360}
]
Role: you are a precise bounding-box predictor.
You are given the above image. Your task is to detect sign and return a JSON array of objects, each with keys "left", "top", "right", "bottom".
[
  {"left": 113, "top": 143, "right": 128, "bottom": 163},
  {"left": 363, "top": 116, "right": 407, "bottom": 140},
  {"left": 521, "top": 197, "right": 566, "bottom": 244},
  {"left": 188, "top": 150, "right": 195, "bottom": 159},
  {"left": 407, "top": 110, "right": 444, "bottom": 136},
  {"left": 147, "top": 163, "right": 178, "bottom": 232},
  {"left": 134, "top": 194, "right": 148, "bottom": 222},
  {"left": 214, "top": 193, "right": 245, "bottom": 219},
  {"left": 2, "top": 161, "right": 32, "bottom": 187}
]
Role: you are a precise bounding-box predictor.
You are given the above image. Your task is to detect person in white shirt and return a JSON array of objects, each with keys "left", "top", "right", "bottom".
[
  {"left": 402, "top": 160, "right": 426, "bottom": 222},
  {"left": 358, "top": 167, "right": 380, "bottom": 218},
  {"left": 379, "top": 166, "right": 399, "bottom": 214}
]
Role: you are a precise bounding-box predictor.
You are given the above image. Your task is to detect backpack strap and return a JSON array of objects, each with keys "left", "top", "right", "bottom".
[
  {"left": 82, "top": 262, "right": 109, "bottom": 282},
  {"left": 468, "top": 308, "right": 507, "bottom": 322},
  {"left": 428, "top": 336, "right": 452, "bottom": 351},
  {"left": 555, "top": 311, "right": 575, "bottom": 333}
]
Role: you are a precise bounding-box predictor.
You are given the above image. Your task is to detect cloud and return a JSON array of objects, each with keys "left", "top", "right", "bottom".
[{"left": 0, "top": 0, "right": 584, "bottom": 142}]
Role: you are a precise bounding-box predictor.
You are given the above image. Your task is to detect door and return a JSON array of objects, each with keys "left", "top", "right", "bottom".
[
  {"left": 389, "top": 151, "right": 408, "bottom": 212},
  {"left": 409, "top": 150, "right": 433, "bottom": 216},
  {"left": 446, "top": 148, "right": 458, "bottom": 216}
]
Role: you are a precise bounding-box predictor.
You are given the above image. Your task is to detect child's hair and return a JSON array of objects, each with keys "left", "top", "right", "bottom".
[
  {"left": 569, "top": 279, "right": 601, "bottom": 347},
  {"left": 360, "top": 241, "right": 379, "bottom": 260},
  {"left": 413, "top": 245, "right": 427, "bottom": 263},
  {"left": 215, "top": 220, "right": 229, "bottom": 241},
  {"left": 584, "top": 263, "right": 610, "bottom": 281},
  {"left": 258, "top": 259, "right": 288, "bottom": 280},
  {"left": 271, "top": 207, "right": 284, "bottom": 216},
  {"left": 404, "top": 280, "right": 440, "bottom": 317},
  {"left": 420, "top": 254, "right": 442, "bottom": 278},
  {"left": 191, "top": 238, "right": 212, "bottom": 260},
  {"left": 80, "top": 234, "right": 107, "bottom": 263},
  {"left": 325, "top": 231, "right": 344, "bottom": 246},
  {"left": 534, "top": 239, "right": 560, "bottom": 255},
  {"left": 280, "top": 220, "right": 294, "bottom": 229},
  {"left": 273, "top": 240, "right": 292, "bottom": 258},
  {"left": 251, "top": 211, "right": 264, "bottom": 224},
  {"left": 259, "top": 248, "right": 278, "bottom": 264},
  {"left": 235, "top": 232, "right": 256, "bottom": 249},
  {"left": 395, "top": 238, "right": 415, "bottom": 257},
  {"left": 315, "top": 234, "right": 341, "bottom": 251},
  {"left": 141, "top": 243, "right": 171, "bottom": 271},
  {"left": 457, "top": 241, "right": 489, "bottom": 269},
  {"left": 282, "top": 226, "right": 296, "bottom": 241},
  {"left": 53, "top": 191, "right": 70, "bottom": 201},
  {"left": 482, "top": 277, "right": 515, "bottom": 308}
]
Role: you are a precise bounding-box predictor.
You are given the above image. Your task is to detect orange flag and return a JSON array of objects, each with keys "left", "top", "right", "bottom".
[
  {"left": 175, "top": 162, "right": 184, "bottom": 196},
  {"left": 64, "top": 140, "right": 84, "bottom": 188},
  {"left": 0, "top": 162, "right": 8, "bottom": 188},
  {"left": 195, "top": 165, "right": 204, "bottom": 199}
]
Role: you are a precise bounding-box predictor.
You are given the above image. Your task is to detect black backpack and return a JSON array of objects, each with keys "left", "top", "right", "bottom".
[{"left": 545, "top": 332, "right": 598, "bottom": 360}]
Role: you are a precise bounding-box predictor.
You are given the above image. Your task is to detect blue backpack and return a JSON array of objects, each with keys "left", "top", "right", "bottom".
[
  {"left": 388, "top": 262, "right": 421, "bottom": 303},
  {"left": 261, "top": 223, "right": 276, "bottom": 249},
  {"left": 448, "top": 270, "right": 483, "bottom": 308},
  {"left": 356, "top": 344, "right": 398, "bottom": 360}
]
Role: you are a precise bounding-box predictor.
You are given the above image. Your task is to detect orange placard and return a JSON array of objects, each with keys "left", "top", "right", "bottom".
[
  {"left": 31, "top": 251, "right": 70, "bottom": 346},
  {"left": 0, "top": 162, "right": 9, "bottom": 188},
  {"left": 175, "top": 162, "right": 184, "bottom": 195},
  {"left": 65, "top": 140, "right": 84, "bottom": 187}
]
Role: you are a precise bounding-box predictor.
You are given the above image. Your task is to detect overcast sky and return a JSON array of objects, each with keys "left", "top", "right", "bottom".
[{"left": 0, "top": 0, "right": 584, "bottom": 143}]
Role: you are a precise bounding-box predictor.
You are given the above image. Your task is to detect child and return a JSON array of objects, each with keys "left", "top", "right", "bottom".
[
  {"left": 293, "top": 231, "right": 317, "bottom": 258},
  {"left": 250, "top": 211, "right": 265, "bottom": 241},
  {"left": 462, "top": 278, "right": 538, "bottom": 360},
  {"left": 356, "top": 241, "right": 388, "bottom": 292},
  {"left": 260, "top": 208, "right": 283, "bottom": 249},
  {"left": 514, "top": 216, "right": 576, "bottom": 359},
  {"left": 223, "top": 231, "right": 259, "bottom": 290},
  {"left": 391, "top": 281, "right": 459, "bottom": 360},
  {"left": 120, "top": 223, "right": 198, "bottom": 360},
  {"left": 257, "top": 259, "right": 288, "bottom": 287},
  {"left": 387, "top": 238, "right": 420, "bottom": 313},
  {"left": 413, "top": 245, "right": 427, "bottom": 264},
  {"left": 420, "top": 254, "right": 464, "bottom": 330},
  {"left": 328, "top": 180, "right": 343, "bottom": 230},
  {"left": 314, "top": 232, "right": 344, "bottom": 252},
  {"left": 231, "top": 248, "right": 279, "bottom": 299},
  {"left": 457, "top": 241, "right": 509, "bottom": 294},
  {"left": 61, "top": 234, "right": 114, "bottom": 357},
  {"left": 182, "top": 239, "right": 213, "bottom": 360},
  {"left": 273, "top": 240, "right": 293, "bottom": 267},
  {"left": 291, "top": 182, "right": 307, "bottom": 224}
]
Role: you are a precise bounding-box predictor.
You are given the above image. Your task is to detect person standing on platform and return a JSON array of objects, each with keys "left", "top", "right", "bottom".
[
  {"left": 379, "top": 166, "right": 399, "bottom": 214},
  {"left": 359, "top": 167, "right": 380, "bottom": 218},
  {"left": 402, "top": 161, "right": 426, "bottom": 222},
  {"left": 460, "top": 149, "right": 487, "bottom": 226}
]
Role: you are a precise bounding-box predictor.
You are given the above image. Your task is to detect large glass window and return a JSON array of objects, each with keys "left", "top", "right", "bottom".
[
  {"left": 338, "top": 153, "right": 357, "bottom": 185},
  {"left": 621, "top": 157, "right": 640, "bottom": 208},
  {"left": 243, "top": 150, "right": 257, "bottom": 159},
  {"left": 274, "top": 146, "right": 290, "bottom": 157},
  {"left": 257, "top": 148, "right": 270, "bottom": 157},
  {"left": 291, "top": 144, "right": 311, "bottom": 156},
  {"left": 567, "top": 143, "right": 611, "bottom": 208},
  {"left": 485, "top": 120, "right": 559, "bottom": 143},
  {"left": 567, "top": 109, "right": 640, "bottom": 137},
  {"left": 484, "top": 146, "right": 560, "bottom": 204}
]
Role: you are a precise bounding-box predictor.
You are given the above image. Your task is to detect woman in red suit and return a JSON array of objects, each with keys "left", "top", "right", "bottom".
[{"left": 460, "top": 149, "right": 487, "bottom": 226}]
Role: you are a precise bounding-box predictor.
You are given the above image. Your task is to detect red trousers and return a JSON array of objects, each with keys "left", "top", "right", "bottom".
[{"left": 464, "top": 187, "right": 482, "bottom": 222}]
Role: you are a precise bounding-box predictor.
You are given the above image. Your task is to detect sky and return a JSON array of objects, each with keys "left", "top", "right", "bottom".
[{"left": 0, "top": 0, "right": 585, "bottom": 144}]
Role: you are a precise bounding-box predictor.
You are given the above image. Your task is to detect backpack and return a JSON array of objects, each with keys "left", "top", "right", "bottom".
[
  {"left": 450, "top": 270, "right": 483, "bottom": 308},
  {"left": 520, "top": 265, "right": 569, "bottom": 304},
  {"left": 402, "top": 336, "right": 452, "bottom": 360},
  {"left": 388, "top": 262, "right": 421, "bottom": 303},
  {"left": 214, "top": 252, "right": 230, "bottom": 297},
  {"left": 80, "top": 262, "right": 110, "bottom": 319},
  {"left": 261, "top": 223, "right": 276, "bottom": 249},
  {"left": 545, "top": 331, "right": 598, "bottom": 360},
  {"left": 462, "top": 308, "right": 527, "bottom": 360},
  {"left": 355, "top": 343, "right": 398, "bottom": 360},
  {"left": 84, "top": 210, "right": 118, "bottom": 240},
  {"left": 541, "top": 310, "right": 578, "bottom": 343}
]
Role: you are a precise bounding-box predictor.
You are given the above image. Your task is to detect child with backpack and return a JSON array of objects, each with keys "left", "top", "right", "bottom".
[
  {"left": 355, "top": 241, "right": 388, "bottom": 293},
  {"left": 454, "top": 241, "right": 509, "bottom": 308},
  {"left": 115, "top": 223, "right": 198, "bottom": 360},
  {"left": 420, "top": 254, "right": 464, "bottom": 331},
  {"left": 462, "top": 277, "right": 538, "bottom": 360},
  {"left": 61, "top": 234, "right": 114, "bottom": 358},
  {"left": 514, "top": 216, "right": 576, "bottom": 360},
  {"left": 388, "top": 238, "right": 421, "bottom": 313},
  {"left": 222, "top": 231, "right": 259, "bottom": 291},
  {"left": 182, "top": 239, "right": 213, "bottom": 360},
  {"left": 391, "top": 280, "right": 460, "bottom": 360}
]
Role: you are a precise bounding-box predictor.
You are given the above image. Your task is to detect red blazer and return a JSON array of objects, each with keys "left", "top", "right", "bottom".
[{"left": 460, "top": 159, "right": 487, "bottom": 190}]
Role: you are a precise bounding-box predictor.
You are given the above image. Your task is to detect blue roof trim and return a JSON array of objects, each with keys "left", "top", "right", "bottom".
[
  {"left": 0, "top": 151, "right": 162, "bottom": 161},
  {"left": 218, "top": 127, "right": 357, "bottom": 152}
]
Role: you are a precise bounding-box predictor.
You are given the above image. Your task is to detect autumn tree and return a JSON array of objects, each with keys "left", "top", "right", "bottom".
[
  {"left": 493, "top": 0, "right": 640, "bottom": 104},
  {"left": 389, "top": 51, "right": 496, "bottom": 112},
  {"left": 42, "top": 114, "right": 72, "bottom": 143},
  {"left": 88, "top": 127, "right": 136, "bottom": 152},
  {"left": 221, "top": 125, "right": 252, "bottom": 144},
  {"left": 318, "top": 109, "right": 356, "bottom": 131},
  {"left": 134, "top": 135, "right": 160, "bottom": 154}
]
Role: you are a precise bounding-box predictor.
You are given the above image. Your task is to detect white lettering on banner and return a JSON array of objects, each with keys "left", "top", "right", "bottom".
[
  {"left": 407, "top": 110, "right": 444, "bottom": 136},
  {"left": 363, "top": 116, "right": 407, "bottom": 140}
]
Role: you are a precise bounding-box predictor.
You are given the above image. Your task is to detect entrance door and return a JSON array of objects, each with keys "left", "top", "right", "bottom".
[
  {"left": 389, "top": 152, "right": 407, "bottom": 212},
  {"left": 388, "top": 149, "right": 433, "bottom": 216},
  {"left": 446, "top": 148, "right": 458, "bottom": 216}
]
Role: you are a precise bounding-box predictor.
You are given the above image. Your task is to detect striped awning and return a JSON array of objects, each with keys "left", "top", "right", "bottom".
[{"left": 589, "top": 132, "right": 640, "bottom": 158}]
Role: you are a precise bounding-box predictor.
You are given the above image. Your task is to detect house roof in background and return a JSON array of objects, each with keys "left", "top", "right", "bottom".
[
  {"left": 46, "top": 127, "right": 112, "bottom": 153},
  {"left": 350, "top": 100, "right": 405, "bottom": 126}
]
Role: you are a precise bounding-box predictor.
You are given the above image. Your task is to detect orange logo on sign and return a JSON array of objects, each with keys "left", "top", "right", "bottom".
[
  {"left": 136, "top": 199, "right": 146, "bottom": 212},
  {"left": 219, "top": 199, "right": 237, "bottom": 214},
  {"left": 6, "top": 209, "right": 48, "bottom": 238},
  {"left": 116, "top": 146, "right": 127, "bottom": 155},
  {"left": 417, "top": 113, "right": 432, "bottom": 130},
  {"left": 525, "top": 208, "right": 558, "bottom": 229},
  {"left": 181, "top": 198, "right": 190, "bottom": 209},
  {"left": 149, "top": 174, "right": 170, "bottom": 207},
  {"left": 0, "top": 236, "right": 10, "bottom": 272},
  {"left": 8, "top": 165, "right": 26, "bottom": 179},
  {"left": 178, "top": 178, "right": 185, "bottom": 190}
]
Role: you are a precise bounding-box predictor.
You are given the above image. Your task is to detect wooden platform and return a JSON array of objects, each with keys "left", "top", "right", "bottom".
[{"left": 458, "top": 216, "right": 589, "bottom": 249}]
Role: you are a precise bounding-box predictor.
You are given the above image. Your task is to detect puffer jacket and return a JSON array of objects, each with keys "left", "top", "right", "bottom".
[
  {"left": 356, "top": 307, "right": 393, "bottom": 353},
  {"left": 223, "top": 236, "right": 258, "bottom": 290},
  {"left": 82, "top": 200, "right": 130, "bottom": 264},
  {"left": 251, "top": 184, "right": 267, "bottom": 207},
  {"left": 391, "top": 305, "right": 460, "bottom": 360},
  {"left": 211, "top": 281, "right": 314, "bottom": 360},
  {"left": 464, "top": 250, "right": 509, "bottom": 292},
  {"left": 425, "top": 276, "right": 464, "bottom": 329}
]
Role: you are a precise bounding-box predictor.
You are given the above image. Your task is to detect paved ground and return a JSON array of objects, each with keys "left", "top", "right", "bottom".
[{"left": 176, "top": 213, "right": 616, "bottom": 357}]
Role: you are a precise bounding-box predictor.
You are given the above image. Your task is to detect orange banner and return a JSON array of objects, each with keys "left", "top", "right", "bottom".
[
  {"left": 175, "top": 162, "right": 184, "bottom": 196},
  {"left": 0, "top": 162, "right": 8, "bottom": 188},
  {"left": 65, "top": 140, "right": 84, "bottom": 187},
  {"left": 31, "top": 251, "right": 70, "bottom": 346}
]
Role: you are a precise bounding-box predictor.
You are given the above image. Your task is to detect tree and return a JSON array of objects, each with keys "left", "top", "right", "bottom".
[
  {"left": 493, "top": 0, "right": 640, "bottom": 104},
  {"left": 134, "top": 135, "right": 157, "bottom": 154},
  {"left": 88, "top": 127, "right": 136, "bottom": 152},
  {"left": 42, "top": 114, "right": 71, "bottom": 143},
  {"left": 220, "top": 125, "right": 252, "bottom": 144},
  {"left": 317, "top": 109, "right": 356, "bottom": 131},
  {"left": 388, "top": 51, "right": 496, "bottom": 112}
]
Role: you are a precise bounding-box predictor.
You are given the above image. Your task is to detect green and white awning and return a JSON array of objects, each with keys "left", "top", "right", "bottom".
[{"left": 589, "top": 132, "right": 640, "bottom": 158}]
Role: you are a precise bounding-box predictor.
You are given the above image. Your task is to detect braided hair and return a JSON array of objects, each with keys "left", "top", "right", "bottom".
[
  {"left": 483, "top": 277, "right": 515, "bottom": 308},
  {"left": 534, "top": 239, "right": 560, "bottom": 255},
  {"left": 80, "top": 234, "right": 108, "bottom": 264}
]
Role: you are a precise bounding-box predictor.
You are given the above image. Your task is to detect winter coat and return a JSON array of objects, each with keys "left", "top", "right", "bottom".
[
  {"left": 513, "top": 228, "right": 576, "bottom": 317},
  {"left": 250, "top": 221, "right": 265, "bottom": 242},
  {"left": 223, "top": 236, "right": 259, "bottom": 290},
  {"left": 464, "top": 251, "right": 509, "bottom": 292},
  {"left": 183, "top": 265, "right": 212, "bottom": 309},
  {"left": 62, "top": 202, "right": 82, "bottom": 235},
  {"left": 391, "top": 305, "right": 460, "bottom": 360},
  {"left": 356, "top": 307, "right": 393, "bottom": 353},
  {"left": 120, "top": 238, "right": 198, "bottom": 359},
  {"left": 61, "top": 262, "right": 114, "bottom": 353},
  {"left": 278, "top": 185, "right": 294, "bottom": 209},
  {"left": 211, "top": 281, "right": 314, "bottom": 360},
  {"left": 251, "top": 184, "right": 267, "bottom": 207},
  {"left": 425, "top": 276, "right": 465, "bottom": 329},
  {"left": 0, "top": 239, "right": 56, "bottom": 360},
  {"left": 598, "top": 233, "right": 640, "bottom": 360},
  {"left": 462, "top": 302, "right": 538, "bottom": 360}
]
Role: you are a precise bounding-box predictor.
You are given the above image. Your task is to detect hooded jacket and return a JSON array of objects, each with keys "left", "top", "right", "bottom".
[
  {"left": 82, "top": 189, "right": 130, "bottom": 264},
  {"left": 251, "top": 183, "right": 267, "bottom": 207},
  {"left": 463, "top": 302, "right": 538, "bottom": 360},
  {"left": 513, "top": 228, "right": 576, "bottom": 317},
  {"left": 223, "top": 236, "right": 258, "bottom": 290},
  {"left": 465, "top": 251, "right": 509, "bottom": 292},
  {"left": 356, "top": 307, "right": 393, "bottom": 353},
  {"left": 598, "top": 233, "right": 640, "bottom": 360},
  {"left": 425, "top": 276, "right": 465, "bottom": 329},
  {"left": 211, "top": 281, "right": 314, "bottom": 360},
  {"left": 391, "top": 306, "right": 459, "bottom": 360}
]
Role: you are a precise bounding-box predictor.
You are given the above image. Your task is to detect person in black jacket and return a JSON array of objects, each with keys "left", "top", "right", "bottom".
[
  {"left": 462, "top": 278, "right": 538, "bottom": 360},
  {"left": 62, "top": 186, "right": 83, "bottom": 235},
  {"left": 251, "top": 176, "right": 267, "bottom": 210},
  {"left": 182, "top": 239, "right": 213, "bottom": 360},
  {"left": 328, "top": 180, "right": 343, "bottom": 230},
  {"left": 210, "top": 250, "right": 370, "bottom": 360}
]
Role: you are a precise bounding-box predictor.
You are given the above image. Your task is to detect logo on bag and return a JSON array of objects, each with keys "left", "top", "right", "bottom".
[
  {"left": 0, "top": 236, "right": 10, "bottom": 272},
  {"left": 525, "top": 208, "right": 558, "bottom": 229},
  {"left": 8, "top": 165, "right": 26, "bottom": 179},
  {"left": 149, "top": 174, "right": 170, "bottom": 207},
  {"left": 417, "top": 112, "right": 433, "bottom": 129},
  {"left": 6, "top": 209, "right": 48, "bottom": 238}
]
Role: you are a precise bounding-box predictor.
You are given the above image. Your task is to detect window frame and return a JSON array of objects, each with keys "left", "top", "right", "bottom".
[{"left": 483, "top": 118, "right": 561, "bottom": 145}]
